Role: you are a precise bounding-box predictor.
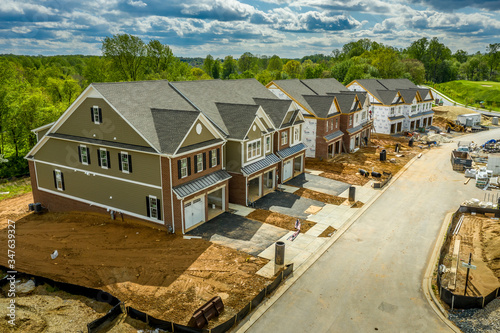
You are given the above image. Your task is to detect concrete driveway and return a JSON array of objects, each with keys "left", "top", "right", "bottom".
[
  {"left": 187, "top": 212, "right": 288, "bottom": 256},
  {"left": 285, "top": 173, "right": 350, "bottom": 196},
  {"left": 253, "top": 191, "right": 325, "bottom": 220}
]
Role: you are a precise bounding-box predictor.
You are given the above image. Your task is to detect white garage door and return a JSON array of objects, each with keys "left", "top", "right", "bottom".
[
  {"left": 185, "top": 197, "right": 205, "bottom": 229},
  {"left": 283, "top": 160, "right": 293, "bottom": 181}
]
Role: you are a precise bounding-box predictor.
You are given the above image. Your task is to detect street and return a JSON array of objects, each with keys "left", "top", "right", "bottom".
[{"left": 242, "top": 129, "right": 500, "bottom": 332}]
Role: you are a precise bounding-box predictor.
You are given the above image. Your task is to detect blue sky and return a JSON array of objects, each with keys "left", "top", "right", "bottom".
[{"left": 0, "top": 0, "right": 499, "bottom": 58}]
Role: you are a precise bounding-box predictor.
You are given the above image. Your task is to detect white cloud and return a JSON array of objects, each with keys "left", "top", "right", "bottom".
[{"left": 128, "top": 1, "right": 147, "bottom": 8}]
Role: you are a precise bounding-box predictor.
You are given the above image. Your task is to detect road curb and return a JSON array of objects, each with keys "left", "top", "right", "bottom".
[
  {"left": 234, "top": 151, "right": 424, "bottom": 332},
  {"left": 421, "top": 212, "right": 462, "bottom": 333}
]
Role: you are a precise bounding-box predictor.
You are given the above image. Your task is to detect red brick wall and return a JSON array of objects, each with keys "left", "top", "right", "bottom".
[
  {"left": 171, "top": 144, "right": 223, "bottom": 187},
  {"left": 228, "top": 172, "right": 247, "bottom": 206}
]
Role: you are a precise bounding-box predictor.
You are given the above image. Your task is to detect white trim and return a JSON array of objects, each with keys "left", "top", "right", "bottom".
[
  {"left": 92, "top": 105, "right": 101, "bottom": 124},
  {"left": 280, "top": 129, "right": 289, "bottom": 146},
  {"left": 37, "top": 187, "right": 163, "bottom": 224},
  {"left": 120, "top": 151, "right": 130, "bottom": 174},
  {"left": 242, "top": 116, "right": 267, "bottom": 141},
  {"left": 173, "top": 114, "right": 225, "bottom": 156},
  {"left": 148, "top": 195, "right": 158, "bottom": 219},
  {"left": 32, "top": 159, "right": 162, "bottom": 189},
  {"left": 195, "top": 153, "right": 203, "bottom": 173},
  {"left": 256, "top": 106, "right": 277, "bottom": 130},
  {"left": 246, "top": 138, "right": 262, "bottom": 162},
  {"left": 80, "top": 144, "right": 89, "bottom": 166},
  {"left": 99, "top": 148, "right": 109, "bottom": 169},
  {"left": 210, "top": 148, "right": 217, "bottom": 168},
  {"left": 31, "top": 122, "right": 55, "bottom": 134},
  {"left": 168, "top": 156, "right": 175, "bottom": 232},
  {"left": 172, "top": 141, "right": 222, "bottom": 158},
  {"left": 265, "top": 135, "right": 271, "bottom": 153},
  {"left": 180, "top": 157, "right": 188, "bottom": 179},
  {"left": 175, "top": 177, "right": 229, "bottom": 200}
]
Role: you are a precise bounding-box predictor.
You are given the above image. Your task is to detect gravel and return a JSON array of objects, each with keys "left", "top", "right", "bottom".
[{"left": 448, "top": 298, "right": 500, "bottom": 333}]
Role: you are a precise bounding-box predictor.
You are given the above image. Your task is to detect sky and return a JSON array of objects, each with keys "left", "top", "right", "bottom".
[{"left": 0, "top": 0, "right": 499, "bottom": 58}]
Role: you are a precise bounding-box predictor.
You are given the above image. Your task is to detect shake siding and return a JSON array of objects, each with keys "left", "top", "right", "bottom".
[
  {"left": 34, "top": 138, "right": 161, "bottom": 185},
  {"left": 56, "top": 97, "right": 150, "bottom": 147}
]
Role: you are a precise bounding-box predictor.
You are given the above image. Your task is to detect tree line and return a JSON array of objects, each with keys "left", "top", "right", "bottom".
[{"left": 0, "top": 35, "right": 498, "bottom": 178}]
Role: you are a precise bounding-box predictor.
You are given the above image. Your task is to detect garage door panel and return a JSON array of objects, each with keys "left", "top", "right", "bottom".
[{"left": 185, "top": 197, "right": 205, "bottom": 229}]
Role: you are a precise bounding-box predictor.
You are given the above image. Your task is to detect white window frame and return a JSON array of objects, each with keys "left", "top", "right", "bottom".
[
  {"left": 349, "top": 115, "right": 353, "bottom": 126},
  {"left": 55, "top": 169, "right": 63, "bottom": 191},
  {"left": 265, "top": 136, "right": 271, "bottom": 153},
  {"left": 149, "top": 195, "right": 158, "bottom": 219},
  {"left": 80, "top": 145, "right": 89, "bottom": 165},
  {"left": 196, "top": 153, "right": 203, "bottom": 173},
  {"left": 335, "top": 118, "right": 338, "bottom": 128},
  {"left": 247, "top": 139, "right": 262, "bottom": 161},
  {"left": 390, "top": 107, "right": 395, "bottom": 116},
  {"left": 180, "top": 158, "right": 188, "bottom": 178},
  {"left": 330, "top": 119, "right": 333, "bottom": 131},
  {"left": 99, "top": 148, "right": 108, "bottom": 169},
  {"left": 281, "top": 130, "right": 288, "bottom": 145},
  {"left": 120, "top": 152, "right": 130, "bottom": 174},
  {"left": 211, "top": 149, "right": 217, "bottom": 167},
  {"left": 93, "top": 106, "right": 100, "bottom": 124},
  {"left": 294, "top": 126, "right": 300, "bottom": 143}
]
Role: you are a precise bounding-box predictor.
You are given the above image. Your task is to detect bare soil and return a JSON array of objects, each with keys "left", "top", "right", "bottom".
[
  {"left": 441, "top": 214, "right": 500, "bottom": 296},
  {"left": 294, "top": 188, "right": 347, "bottom": 205},
  {"left": 432, "top": 105, "right": 494, "bottom": 129},
  {"left": 0, "top": 199, "right": 271, "bottom": 328},
  {"left": 0, "top": 282, "right": 111, "bottom": 333},
  {"left": 306, "top": 134, "right": 420, "bottom": 185},
  {"left": 318, "top": 226, "right": 336, "bottom": 238},
  {"left": 351, "top": 201, "right": 364, "bottom": 208},
  {"left": 246, "top": 209, "right": 315, "bottom": 233}
]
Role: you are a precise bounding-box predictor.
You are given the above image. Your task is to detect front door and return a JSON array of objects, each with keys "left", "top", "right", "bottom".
[{"left": 283, "top": 160, "right": 293, "bottom": 181}]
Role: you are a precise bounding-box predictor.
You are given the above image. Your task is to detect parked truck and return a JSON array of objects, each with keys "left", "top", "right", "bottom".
[{"left": 451, "top": 149, "right": 472, "bottom": 171}]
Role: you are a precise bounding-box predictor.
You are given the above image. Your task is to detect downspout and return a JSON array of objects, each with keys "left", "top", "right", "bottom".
[
  {"left": 168, "top": 156, "right": 175, "bottom": 234},
  {"left": 181, "top": 198, "right": 185, "bottom": 234}
]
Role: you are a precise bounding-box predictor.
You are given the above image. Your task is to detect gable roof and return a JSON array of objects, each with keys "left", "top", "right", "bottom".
[
  {"left": 302, "top": 95, "right": 337, "bottom": 118},
  {"left": 215, "top": 103, "right": 260, "bottom": 140},
  {"left": 331, "top": 94, "right": 359, "bottom": 114},
  {"left": 252, "top": 98, "right": 292, "bottom": 128},
  {"left": 299, "top": 78, "right": 349, "bottom": 94},
  {"left": 92, "top": 80, "right": 197, "bottom": 152},
  {"left": 350, "top": 79, "right": 433, "bottom": 105}
]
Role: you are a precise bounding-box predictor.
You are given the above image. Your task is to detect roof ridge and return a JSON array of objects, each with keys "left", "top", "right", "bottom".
[
  {"left": 215, "top": 101, "right": 259, "bottom": 107},
  {"left": 376, "top": 79, "right": 390, "bottom": 91},
  {"left": 299, "top": 80, "right": 318, "bottom": 95}
]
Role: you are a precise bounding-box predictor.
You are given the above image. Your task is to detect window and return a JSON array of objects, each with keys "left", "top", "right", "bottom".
[
  {"left": 195, "top": 153, "right": 204, "bottom": 173},
  {"left": 281, "top": 131, "right": 288, "bottom": 145},
  {"left": 265, "top": 136, "right": 271, "bottom": 153},
  {"left": 362, "top": 111, "right": 366, "bottom": 120},
  {"left": 210, "top": 149, "right": 217, "bottom": 167},
  {"left": 119, "top": 152, "right": 132, "bottom": 173},
  {"left": 146, "top": 195, "right": 161, "bottom": 220},
  {"left": 247, "top": 139, "right": 261, "bottom": 160},
  {"left": 335, "top": 118, "right": 338, "bottom": 128},
  {"left": 349, "top": 115, "right": 353, "bottom": 126},
  {"left": 411, "top": 105, "right": 416, "bottom": 113},
  {"left": 180, "top": 157, "right": 188, "bottom": 178},
  {"left": 91, "top": 106, "right": 102, "bottom": 124},
  {"left": 97, "top": 148, "right": 110, "bottom": 169},
  {"left": 53, "top": 169, "right": 64, "bottom": 191},
  {"left": 390, "top": 107, "right": 395, "bottom": 116},
  {"left": 78, "top": 145, "right": 90, "bottom": 165},
  {"left": 355, "top": 114, "right": 358, "bottom": 123},
  {"left": 294, "top": 127, "right": 300, "bottom": 143},
  {"left": 330, "top": 119, "right": 333, "bottom": 131}
]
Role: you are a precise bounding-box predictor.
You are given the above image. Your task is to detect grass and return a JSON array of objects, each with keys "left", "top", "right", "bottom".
[
  {"left": 433, "top": 80, "right": 500, "bottom": 112},
  {"left": 0, "top": 177, "right": 32, "bottom": 200}
]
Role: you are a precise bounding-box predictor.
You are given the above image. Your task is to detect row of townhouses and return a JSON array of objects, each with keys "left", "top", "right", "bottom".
[{"left": 26, "top": 78, "right": 434, "bottom": 233}]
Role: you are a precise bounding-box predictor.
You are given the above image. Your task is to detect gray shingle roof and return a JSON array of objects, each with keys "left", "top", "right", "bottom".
[
  {"left": 300, "top": 78, "right": 348, "bottom": 94},
  {"left": 332, "top": 94, "right": 357, "bottom": 114},
  {"left": 215, "top": 103, "right": 260, "bottom": 140},
  {"left": 324, "top": 130, "right": 343, "bottom": 142},
  {"left": 302, "top": 95, "right": 337, "bottom": 118},
  {"left": 276, "top": 143, "right": 306, "bottom": 159},
  {"left": 241, "top": 153, "right": 281, "bottom": 176},
  {"left": 173, "top": 170, "right": 231, "bottom": 199},
  {"left": 171, "top": 79, "right": 278, "bottom": 135},
  {"left": 151, "top": 109, "right": 201, "bottom": 154},
  {"left": 92, "top": 80, "right": 197, "bottom": 152},
  {"left": 253, "top": 98, "right": 292, "bottom": 128},
  {"left": 352, "top": 79, "right": 432, "bottom": 106}
]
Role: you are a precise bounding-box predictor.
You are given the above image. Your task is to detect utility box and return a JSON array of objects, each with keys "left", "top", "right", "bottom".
[
  {"left": 487, "top": 154, "right": 500, "bottom": 176},
  {"left": 457, "top": 113, "right": 481, "bottom": 127},
  {"left": 492, "top": 117, "right": 499, "bottom": 125}
]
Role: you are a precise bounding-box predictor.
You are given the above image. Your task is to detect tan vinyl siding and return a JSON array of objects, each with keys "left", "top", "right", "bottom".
[
  {"left": 225, "top": 141, "right": 241, "bottom": 172},
  {"left": 37, "top": 128, "right": 51, "bottom": 141},
  {"left": 34, "top": 138, "right": 161, "bottom": 186},
  {"left": 246, "top": 121, "right": 263, "bottom": 141},
  {"left": 56, "top": 97, "right": 151, "bottom": 147},
  {"left": 180, "top": 120, "right": 217, "bottom": 148},
  {"left": 35, "top": 162, "right": 162, "bottom": 218}
]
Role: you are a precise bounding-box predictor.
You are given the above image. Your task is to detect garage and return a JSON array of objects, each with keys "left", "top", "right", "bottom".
[
  {"left": 185, "top": 196, "right": 205, "bottom": 230},
  {"left": 283, "top": 160, "right": 293, "bottom": 182}
]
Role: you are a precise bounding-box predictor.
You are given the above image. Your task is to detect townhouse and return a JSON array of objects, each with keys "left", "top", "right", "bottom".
[
  {"left": 266, "top": 78, "right": 372, "bottom": 158},
  {"left": 346, "top": 79, "right": 434, "bottom": 134},
  {"left": 27, "top": 79, "right": 305, "bottom": 232}
]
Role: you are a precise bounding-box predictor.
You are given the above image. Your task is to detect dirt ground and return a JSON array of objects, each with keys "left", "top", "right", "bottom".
[
  {"left": 318, "top": 226, "right": 336, "bottom": 238},
  {"left": 0, "top": 195, "right": 271, "bottom": 328},
  {"left": 432, "top": 106, "right": 494, "bottom": 129},
  {"left": 0, "top": 281, "right": 111, "bottom": 333},
  {"left": 246, "top": 209, "right": 316, "bottom": 234},
  {"left": 293, "top": 188, "right": 347, "bottom": 205},
  {"left": 306, "top": 133, "right": 421, "bottom": 186},
  {"left": 440, "top": 214, "right": 500, "bottom": 296}
]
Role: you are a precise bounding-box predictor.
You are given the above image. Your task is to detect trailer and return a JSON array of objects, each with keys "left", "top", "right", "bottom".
[{"left": 451, "top": 150, "right": 472, "bottom": 171}]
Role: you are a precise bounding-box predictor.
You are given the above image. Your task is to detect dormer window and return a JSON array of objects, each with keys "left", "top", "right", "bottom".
[
  {"left": 91, "top": 106, "right": 102, "bottom": 124},
  {"left": 281, "top": 131, "right": 288, "bottom": 145},
  {"left": 294, "top": 127, "right": 300, "bottom": 143},
  {"left": 265, "top": 136, "right": 271, "bottom": 153}
]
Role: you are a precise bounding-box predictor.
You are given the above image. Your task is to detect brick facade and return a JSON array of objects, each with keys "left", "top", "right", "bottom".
[
  {"left": 315, "top": 115, "right": 342, "bottom": 159},
  {"left": 171, "top": 144, "right": 224, "bottom": 187}
]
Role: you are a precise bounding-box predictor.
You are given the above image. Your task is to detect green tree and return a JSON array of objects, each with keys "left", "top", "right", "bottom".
[
  {"left": 486, "top": 43, "right": 500, "bottom": 80},
  {"left": 222, "top": 56, "right": 237, "bottom": 79},
  {"left": 283, "top": 60, "right": 301, "bottom": 78},
  {"left": 102, "top": 34, "right": 146, "bottom": 81},
  {"left": 401, "top": 59, "right": 425, "bottom": 84},
  {"left": 453, "top": 50, "right": 468, "bottom": 63},
  {"left": 267, "top": 55, "right": 283, "bottom": 72},
  {"left": 146, "top": 39, "right": 174, "bottom": 75},
  {"left": 203, "top": 54, "right": 215, "bottom": 78},
  {"left": 212, "top": 59, "right": 221, "bottom": 79},
  {"left": 238, "top": 52, "right": 257, "bottom": 73}
]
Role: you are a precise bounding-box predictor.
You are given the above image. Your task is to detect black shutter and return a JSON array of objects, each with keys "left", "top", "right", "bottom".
[
  {"left": 187, "top": 157, "right": 191, "bottom": 176},
  {"left": 128, "top": 155, "right": 132, "bottom": 173},
  {"left": 87, "top": 147, "right": 91, "bottom": 164},
  {"left": 53, "top": 170, "right": 57, "bottom": 189},
  {"left": 78, "top": 146, "right": 82, "bottom": 163},
  {"left": 156, "top": 199, "right": 161, "bottom": 220},
  {"left": 118, "top": 153, "right": 122, "bottom": 171},
  {"left": 194, "top": 155, "right": 198, "bottom": 173},
  {"left": 98, "top": 108, "right": 102, "bottom": 123},
  {"left": 209, "top": 150, "right": 213, "bottom": 167},
  {"left": 60, "top": 172, "right": 65, "bottom": 191},
  {"left": 91, "top": 107, "right": 94, "bottom": 122},
  {"left": 203, "top": 152, "right": 206, "bottom": 170},
  {"left": 106, "top": 151, "right": 110, "bottom": 168},
  {"left": 177, "top": 160, "right": 182, "bottom": 179},
  {"left": 217, "top": 148, "right": 220, "bottom": 165},
  {"left": 97, "top": 150, "right": 101, "bottom": 167},
  {"left": 146, "top": 196, "right": 150, "bottom": 217}
]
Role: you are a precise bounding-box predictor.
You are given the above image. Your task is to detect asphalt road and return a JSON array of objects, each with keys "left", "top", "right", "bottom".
[{"left": 243, "top": 129, "right": 500, "bottom": 333}]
